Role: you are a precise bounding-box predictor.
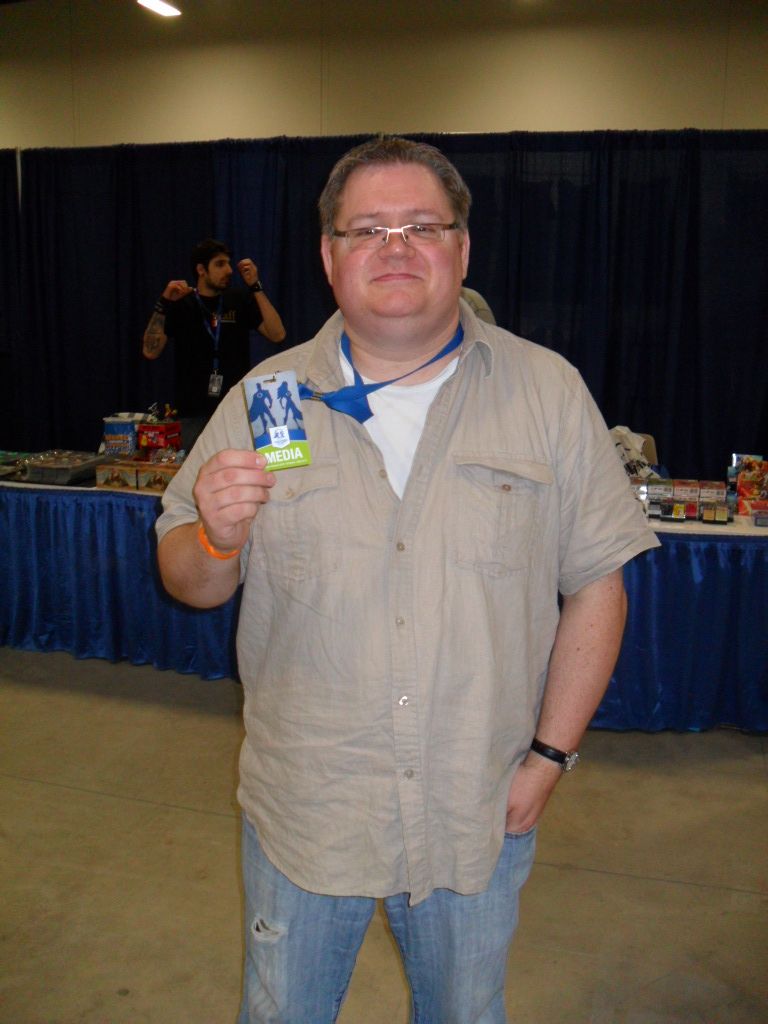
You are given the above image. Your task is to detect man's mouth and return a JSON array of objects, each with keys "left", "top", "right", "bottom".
[{"left": 373, "top": 272, "right": 418, "bottom": 283}]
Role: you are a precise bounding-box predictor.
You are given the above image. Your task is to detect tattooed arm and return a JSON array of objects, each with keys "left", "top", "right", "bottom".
[{"left": 142, "top": 280, "right": 192, "bottom": 359}]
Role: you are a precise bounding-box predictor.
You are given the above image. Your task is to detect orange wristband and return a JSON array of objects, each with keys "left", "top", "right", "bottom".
[{"left": 197, "top": 522, "right": 241, "bottom": 561}]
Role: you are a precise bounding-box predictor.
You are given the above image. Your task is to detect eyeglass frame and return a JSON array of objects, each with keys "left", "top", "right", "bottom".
[{"left": 331, "top": 222, "right": 460, "bottom": 249}]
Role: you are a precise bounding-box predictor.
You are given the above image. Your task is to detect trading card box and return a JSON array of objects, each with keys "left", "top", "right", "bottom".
[
  {"left": 698, "top": 480, "right": 727, "bottom": 502},
  {"left": 659, "top": 500, "right": 687, "bottom": 521},
  {"left": 699, "top": 501, "right": 730, "bottom": 525},
  {"left": 137, "top": 421, "right": 182, "bottom": 451},
  {"left": 736, "top": 461, "right": 768, "bottom": 514},
  {"left": 103, "top": 418, "right": 138, "bottom": 455},
  {"left": 96, "top": 461, "right": 138, "bottom": 490},
  {"left": 136, "top": 463, "right": 180, "bottom": 493},
  {"left": 672, "top": 479, "right": 700, "bottom": 501},
  {"left": 629, "top": 476, "right": 648, "bottom": 503}
]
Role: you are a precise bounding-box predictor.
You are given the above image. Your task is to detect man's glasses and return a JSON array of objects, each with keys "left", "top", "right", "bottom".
[{"left": 332, "top": 223, "right": 459, "bottom": 251}]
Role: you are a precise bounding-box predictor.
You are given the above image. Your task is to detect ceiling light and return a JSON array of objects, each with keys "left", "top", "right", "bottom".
[{"left": 137, "top": 0, "right": 182, "bottom": 16}]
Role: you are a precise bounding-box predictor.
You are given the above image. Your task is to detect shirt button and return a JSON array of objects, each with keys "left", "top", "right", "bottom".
[
  {"left": 396, "top": 542, "right": 405, "bottom": 551},
  {"left": 398, "top": 695, "right": 409, "bottom": 706},
  {"left": 284, "top": 488, "right": 295, "bottom": 498},
  {"left": 501, "top": 483, "right": 512, "bottom": 492},
  {"left": 404, "top": 768, "right": 414, "bottom": 779},
  {"left": 379, "top": 469, "right": 388, "bottom": 478},
  {"left": 395, "top": 616, "right": 405, "bottom": 626}
]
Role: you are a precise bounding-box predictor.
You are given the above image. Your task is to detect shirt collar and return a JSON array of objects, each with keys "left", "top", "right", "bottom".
[{"left": 303, "top": 301, "right": 495, "bottom": 391}]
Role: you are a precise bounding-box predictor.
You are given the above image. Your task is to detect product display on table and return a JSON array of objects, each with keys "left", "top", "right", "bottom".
[
  {"left": 736, "top": 459, "right": 768, "bottom": 516},
  {"left": 1, "top": 401, "right": 186, "bottom": 493},
  {"left": 14, "top": 451, "right": 110, "bottom": 485},
  {"left": 728, "top": 453, "right": 762, "bottom": 512}
]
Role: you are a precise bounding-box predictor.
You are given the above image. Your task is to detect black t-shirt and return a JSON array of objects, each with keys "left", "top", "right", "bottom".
[{"left": 163, "top": 289, "right": 263, "bottom": 417}]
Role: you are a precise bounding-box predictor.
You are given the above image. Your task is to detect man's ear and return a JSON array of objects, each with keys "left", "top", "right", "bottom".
[
  {"left": 320, "top": 234, "right": 334, "bottom": 287},
  {"left": 195, "top": 262, "right": 206, "bottom": 280},
  {"left": 460, "top": 230, "right": 470, "bottom": 279}
]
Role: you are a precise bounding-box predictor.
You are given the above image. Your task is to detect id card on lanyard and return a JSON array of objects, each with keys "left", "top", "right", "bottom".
[{"left": 194, "top": 291, "right": 224, "bottom": 396}]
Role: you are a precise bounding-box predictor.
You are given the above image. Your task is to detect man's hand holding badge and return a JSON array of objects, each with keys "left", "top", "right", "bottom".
[
  {"left": 191, "top": 448, "right": 276, "bottom": 560},
  {"left": 184, "top": 369, "right": 310, "bottom": 572}
]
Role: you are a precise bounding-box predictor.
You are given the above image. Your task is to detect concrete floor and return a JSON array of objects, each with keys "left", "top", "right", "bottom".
[{"left": 0, "top": 647, "right": 766, "bottom": 1024}]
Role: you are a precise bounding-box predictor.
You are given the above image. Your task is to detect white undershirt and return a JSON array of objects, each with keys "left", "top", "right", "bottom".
[{"left": 340, "top": 346, "right": 459, "bottom": 498}]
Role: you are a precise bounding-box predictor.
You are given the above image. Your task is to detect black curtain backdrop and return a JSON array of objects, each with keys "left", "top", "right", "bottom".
[
  {"left": 1, "top": 130, "right": 766, "bottom": 480},
  {"left": 0, "top": 149, "right": 21, "bottom": 446}
]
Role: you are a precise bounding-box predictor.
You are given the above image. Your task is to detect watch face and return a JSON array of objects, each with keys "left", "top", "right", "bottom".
[{"left": 563, "top": 751, "right": 580, "bottom": 772}]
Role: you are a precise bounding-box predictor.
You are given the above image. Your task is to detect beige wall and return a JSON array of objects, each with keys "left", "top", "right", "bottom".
[{"left": 1, "top": 0, "right": 766, "bottom": 150}]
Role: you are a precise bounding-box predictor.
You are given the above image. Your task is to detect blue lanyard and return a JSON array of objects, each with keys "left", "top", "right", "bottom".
[
  {"left": 298, "top": 323, "right": 464, "bottom": 424},
  {"left": 194, "top": 291, "right": 224, "bottom": 370}
]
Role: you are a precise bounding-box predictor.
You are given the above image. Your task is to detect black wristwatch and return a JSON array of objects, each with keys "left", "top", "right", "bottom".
[
  {"left": 250, "top": 280, "right": 263, "bottom": 293},
  {"left": 530, "top": 737, "right": 580, "bottom": 773}
]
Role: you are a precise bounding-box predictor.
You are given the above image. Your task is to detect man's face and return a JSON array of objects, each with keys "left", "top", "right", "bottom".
[
  {"left": 321, "top": 162, "right": 469, "bottom": 337},
  {"left": 197, "top": 253, "right": 232, "bottom": 293}
]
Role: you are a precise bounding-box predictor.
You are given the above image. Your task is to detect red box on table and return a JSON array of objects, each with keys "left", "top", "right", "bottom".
[{"left": 137, "top": 421, "right": 181, "bottom": 451}]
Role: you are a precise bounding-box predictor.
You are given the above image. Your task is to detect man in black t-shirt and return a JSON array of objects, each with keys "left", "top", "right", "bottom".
[{"left": 143, "top": 238, "right": 286, "bottom": 448}]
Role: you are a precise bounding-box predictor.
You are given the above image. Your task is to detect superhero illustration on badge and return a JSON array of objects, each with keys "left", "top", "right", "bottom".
[{"left": 241, "top": 370, "right": 311, "bottom": 470}]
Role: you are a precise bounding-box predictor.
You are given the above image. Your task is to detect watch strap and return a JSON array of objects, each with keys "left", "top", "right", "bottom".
[
  {"left": 530, "top": 737, "right": 579, "bottom": 772},
  {"left": 530, "top": 738, "right": 568, "bottom": 764}
]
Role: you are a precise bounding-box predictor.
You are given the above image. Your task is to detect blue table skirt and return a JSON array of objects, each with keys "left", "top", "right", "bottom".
[
  {"left": 1, "top": 486, "right": 239, "bottom": 680},
  {"left": 593, "top": 530, "right": 767, "bottom": 732},
  {"left": 1, "top": 486, "right": 766, "bottom": 731}
]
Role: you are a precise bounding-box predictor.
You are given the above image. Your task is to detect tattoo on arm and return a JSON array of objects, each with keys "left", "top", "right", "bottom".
[{"left": 143, "top": 313, "right": 168, "bottom": 357}]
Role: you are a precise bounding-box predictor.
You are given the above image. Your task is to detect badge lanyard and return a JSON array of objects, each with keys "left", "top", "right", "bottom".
[
  {"left": 194, "top": 291, "right": 225, "bottom": 396},
  {"left": 298, "top": 323, "right": 464, "bottom": 424}
]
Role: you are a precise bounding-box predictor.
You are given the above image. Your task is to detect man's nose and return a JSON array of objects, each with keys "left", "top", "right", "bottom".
[{"left": 380, "top": 228, "right": 413, "bottom": 254}]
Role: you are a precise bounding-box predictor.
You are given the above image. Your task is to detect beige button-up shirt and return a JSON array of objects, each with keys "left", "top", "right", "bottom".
[{"left": 157, "top": 305, "right": 659, "bottom": 904}]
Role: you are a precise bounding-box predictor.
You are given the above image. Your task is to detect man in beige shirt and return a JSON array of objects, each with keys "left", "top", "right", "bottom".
[{"left": 156, "top": 137, "right": 658, "bottom": 1024}]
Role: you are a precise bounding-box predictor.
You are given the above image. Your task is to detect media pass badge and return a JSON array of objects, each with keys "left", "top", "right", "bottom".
[{"left": 241, "top": 370, "right": 311, "bottom": 470}]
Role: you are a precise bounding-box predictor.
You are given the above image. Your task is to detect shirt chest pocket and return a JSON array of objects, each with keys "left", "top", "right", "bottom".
[
  {"left": 253, "top": 461, "right": 341, "bottom": 582},
  {"left": 450, "top": 454, "right": 554, "bottom": 577}
]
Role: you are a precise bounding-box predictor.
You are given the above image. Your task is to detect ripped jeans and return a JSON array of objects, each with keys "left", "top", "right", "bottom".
[{"left": 237, "top": 815, "right": 537, "bottom": 1024}]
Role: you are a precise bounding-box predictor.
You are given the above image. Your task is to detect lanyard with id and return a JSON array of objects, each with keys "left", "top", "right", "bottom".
[
  {"left": 241, "top": 370, "right": 311, "bottom": 470},
  {"left": 298, "top": 323, "right": 464, "bottom": 423},
  {"left": 194, "top": 291, "right": 224, "bottom": 396}
]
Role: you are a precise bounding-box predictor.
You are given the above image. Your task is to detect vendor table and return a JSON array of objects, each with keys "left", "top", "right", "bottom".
[
  {"left": 0, "top": 483, "right": 239, "bottom": 680},
  {"left": 594, "top": 518, "right": 768, "bottom": 731},
  {"left": 1, "top": 484, "right": 766, "bottom": 731}
]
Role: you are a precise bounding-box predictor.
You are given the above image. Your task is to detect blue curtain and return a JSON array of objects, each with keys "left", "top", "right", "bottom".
[
  {"left": 5, "top": 131, "right": 768, "bottom": 480},
  {"left": 0, "top": 149, "right": 21, "bottom": 444}
]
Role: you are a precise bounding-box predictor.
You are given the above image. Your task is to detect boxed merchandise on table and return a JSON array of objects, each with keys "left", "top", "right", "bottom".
[
  {"left": 659, "top": 499, "right": 687, "bottom": 521},
  {"left": 103, "top": 414, "right": 145, "bottom": 455},
  {"left": 22, "top": 450, "right": 108, "bottom": 485},
  {"left": 672, "top": 479, "right": 700, "bottom": 519},
  {"left": 136, "top": 463, "right": 180, "bottom": 493},
  {"left": 698, "top": 501, "right": 730, "bottom": 525},
  {"left": 736, "top": 460, "right": 768, "bottom": 515},
  {"left": 96, "top": 461, "right": 139, "bottom": 490},
  {"left": 646, "top": 478, "right": 674, "bottom": 517},
  {"left": 699, "top": 480, "right": 727, "bottom": 502},
  {"left": 727, "top": 454, "right": 762, "bottom": 513},
  {"left": 137, "top": 420, "right": 181, "bottom": 451},
  {"left": 628, "top": 476, "right": 648, "bottom": 503}
]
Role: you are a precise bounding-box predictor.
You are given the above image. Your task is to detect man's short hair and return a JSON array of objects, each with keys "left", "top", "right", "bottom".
[
  {"left": 191, "top": 238, "right": 231, "bottom": 279},
  {"left": 318, "top": 136, "right": 472, "bottom": 236}
]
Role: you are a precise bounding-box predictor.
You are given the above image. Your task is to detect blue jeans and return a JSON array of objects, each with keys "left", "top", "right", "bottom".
[{"left": 237, "top": 816, "right": 537, "bottom": 1024}]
